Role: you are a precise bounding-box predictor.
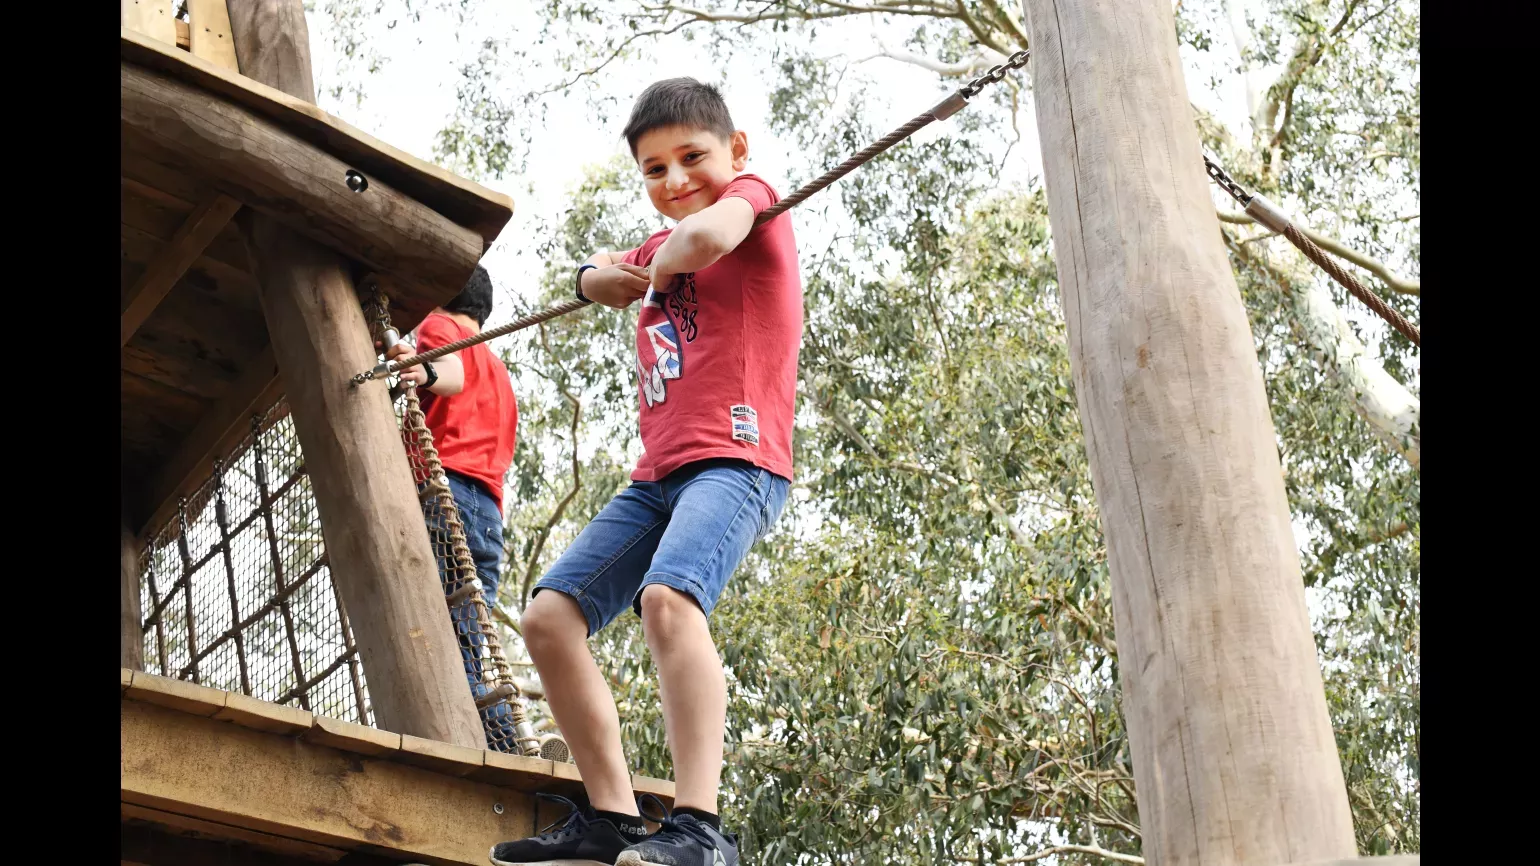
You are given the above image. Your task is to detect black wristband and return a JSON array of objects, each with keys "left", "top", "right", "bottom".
[
  {"left": 421, "top": 361, "right": 439, "bottom": 390},
  {"left": 576, "top": 264, "right": 598, "bottom": 302}
]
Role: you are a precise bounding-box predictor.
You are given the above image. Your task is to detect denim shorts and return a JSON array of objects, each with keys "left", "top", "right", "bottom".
[{"left": 533, "top": 458, "right": 790, "bottom": 636}]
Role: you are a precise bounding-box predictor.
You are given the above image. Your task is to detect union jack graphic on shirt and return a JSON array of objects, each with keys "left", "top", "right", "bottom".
[{"left": 638, "top": 318, "right": 682, "bottom": 408}]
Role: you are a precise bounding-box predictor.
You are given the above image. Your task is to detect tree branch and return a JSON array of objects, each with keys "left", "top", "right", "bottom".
[
  {"left": 1217, "top": 210, "right": 1419, "bottom": 296},
  {"left": 995, "top": 844, "right": 1145, "bottom": 864},
  {"left": 1259, "top": 0, "right": 1362, "bottom": 172},
  {"left": 641, "top": 0, "right": 955, "bottom": 24},
  {"left": 867, "top": 36, "right": 1003, "bottom": 76},
  {"left": 533, "top": 19, "right": 700, "bottom": 97},
  {"left": 1224, "top": 229, "right": 1420, "bottom": 471},
  {"left": 979, "top": 0, "right": 1029, "bottom": 47},
  {"left": 951, "top": 0, "right": 1013, "bottom": 56}
]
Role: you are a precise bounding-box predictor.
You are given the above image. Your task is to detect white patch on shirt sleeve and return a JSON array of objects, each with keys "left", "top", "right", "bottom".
[{"left": 730, "top": 404, "right": 760, "bottom": 446}]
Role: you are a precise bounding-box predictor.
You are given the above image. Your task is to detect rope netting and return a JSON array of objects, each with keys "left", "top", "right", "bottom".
[
  {"left": 363, "top": 290, "right": 560, "bottom": 759},
  {"left": 138, "top": 401, "right": 373, "bottom": 724}
]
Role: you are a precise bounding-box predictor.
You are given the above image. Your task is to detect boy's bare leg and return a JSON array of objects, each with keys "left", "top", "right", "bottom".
[
  {"left": 522, "top": 590, "right": 640, "bottom": 816},
  {"left": 639, "top": 584, "right": 726, "bottom": 813}
]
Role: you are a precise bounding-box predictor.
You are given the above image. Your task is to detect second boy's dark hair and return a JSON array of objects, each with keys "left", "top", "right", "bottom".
[
  {"left": 444, "top": 264, "right": 494, "bottom": 326},
  {"left": 623, "top": 78, "right": 735, "bottom": 157}
]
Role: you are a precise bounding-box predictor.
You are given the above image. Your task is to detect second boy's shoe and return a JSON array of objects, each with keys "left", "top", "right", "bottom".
[
  {"left": 489, "top": 794, "right": 636, "bottom": 866},
  {"left": 614, "top": 814, "right": 738, "bottom": 866}
]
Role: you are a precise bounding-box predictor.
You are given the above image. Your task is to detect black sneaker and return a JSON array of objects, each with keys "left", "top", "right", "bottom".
[
  {"left": 614, "top": 814, "right": 738, "bottom": 866},
  {"left": 489, "top": 794, "right": 633, "bottom": 866}
]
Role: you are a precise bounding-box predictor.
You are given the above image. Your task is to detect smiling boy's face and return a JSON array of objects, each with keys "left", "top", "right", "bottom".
[{"left": 634, "top": 125, "right": 749, "bottom": 221}]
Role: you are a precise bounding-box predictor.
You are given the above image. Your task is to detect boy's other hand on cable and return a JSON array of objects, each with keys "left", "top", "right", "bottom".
[{"left": 584, "top": 263, "right": 652, "bottom": 309}]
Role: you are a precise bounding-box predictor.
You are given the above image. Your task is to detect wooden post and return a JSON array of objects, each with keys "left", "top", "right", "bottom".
[
  {"left": 1018, "top": 1, "right": 1357, "bottom": 863},
  {"left": 121, "top": 0, "right": 175, "bottom": 46},
  {"left": 122, "top": 516, "right": 144, "bottom": 671},
  {"left": 224, "top": 0, "right": 483, "bottom": 747}
]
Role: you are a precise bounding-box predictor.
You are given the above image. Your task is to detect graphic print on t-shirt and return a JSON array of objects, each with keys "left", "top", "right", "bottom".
[{"left": 636, "top": 273, "right": 699, "bottom": 408}]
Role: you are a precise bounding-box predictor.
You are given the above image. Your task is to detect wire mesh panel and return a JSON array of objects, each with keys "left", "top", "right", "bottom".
[
  {"left": 138, "top": 401, "right": 372, "bottom": 725},
  {"left": 135, "top": 295, "right": 563, "bottom": 759}
]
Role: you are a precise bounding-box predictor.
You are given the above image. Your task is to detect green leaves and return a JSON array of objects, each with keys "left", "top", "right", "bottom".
[{"left": 315, "top": 0, "right": 1417, "bottom": 859}]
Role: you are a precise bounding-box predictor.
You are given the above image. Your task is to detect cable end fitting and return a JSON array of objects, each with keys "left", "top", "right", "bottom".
[{"left": 930, "top": 92, "right": 969, "bottom": 121}]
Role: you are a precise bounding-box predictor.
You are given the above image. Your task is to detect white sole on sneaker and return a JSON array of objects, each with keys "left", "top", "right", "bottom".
[
  {"left": 487, "top": 849, "right": 610, "bottom": 866},
  {"left": 616, "top": 852, "right": 691, "bottom": 866}
]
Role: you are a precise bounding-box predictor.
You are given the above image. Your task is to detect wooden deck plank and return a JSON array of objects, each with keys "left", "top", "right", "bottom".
[
  {"left": 303, "top": 715, "right": 401, "bottom": 758},
  {"left": 214, "top": 691, "right": 313, "bottom": 736},
  {"left": 399, "top": 734, "right": 485, "bottom": 778},
  {"left": 121, "top": 803, "right": 347, "bottom": 863},
  {"left": 122, "top": 699, "right": 537, "bottom": 865},
  {"left": 126, "top": 670, "right": 228, "bottom": 717}
]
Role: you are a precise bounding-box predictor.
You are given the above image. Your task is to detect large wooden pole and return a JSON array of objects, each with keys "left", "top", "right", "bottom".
[
  {"left": 225, "top": 0, "right": 482, "bottom": 747},
  {"left": 1018, "top": 1, "right": 1357, "bottom": 863},
  {"left": 121, "top": 515, "right": 144, "bottom": 671}
]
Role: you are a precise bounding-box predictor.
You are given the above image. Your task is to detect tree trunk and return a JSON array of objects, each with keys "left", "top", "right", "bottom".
[
  {"left": 225, "top": 0, "right": 483, "bottom": 747},
  {"left": 122, "top": 516, "right": 144, "bottom": 671},
  {"left": 1019, "top": 0, "right": 1358, "bottom": 863}
]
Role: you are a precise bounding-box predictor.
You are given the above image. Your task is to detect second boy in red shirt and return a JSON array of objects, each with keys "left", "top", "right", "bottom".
[{"left": 385, "top": 264, "right": 519, "bottom": 747}]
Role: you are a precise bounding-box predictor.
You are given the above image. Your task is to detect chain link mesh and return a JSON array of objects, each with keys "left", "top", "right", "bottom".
[{"left": 138, "top": 401, "right": 372, "bottom": 724}]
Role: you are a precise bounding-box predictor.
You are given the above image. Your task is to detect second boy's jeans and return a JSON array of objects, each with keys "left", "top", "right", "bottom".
[{"left": 426, "top": 470, "right": 519, "bottom": 750}]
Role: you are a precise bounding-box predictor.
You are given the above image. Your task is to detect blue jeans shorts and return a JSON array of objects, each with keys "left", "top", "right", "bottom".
[{"left": 533, "top": 458, "right": 790, "bottom": 636}]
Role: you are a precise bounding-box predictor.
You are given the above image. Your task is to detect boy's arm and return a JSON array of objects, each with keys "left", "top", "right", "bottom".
[
  {"left": 584, "top": 249, "right": 627, "bottom": 267},
  {"left": 386, "top": 341, "right": 464, "bottom": 395},
  {"left": 580, "top": 247, "right": 651, "bottom": 309},
  {"left": 648, "top": 198, "right": 756, "bottom": 294}
]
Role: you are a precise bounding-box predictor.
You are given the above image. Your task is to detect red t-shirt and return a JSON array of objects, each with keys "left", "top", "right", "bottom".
[
  {"left": 415, "top": 313, "right": 518, "bottom": 513},
  {"left": 624, "top": 174, "right": 802, "bottom": 483}
]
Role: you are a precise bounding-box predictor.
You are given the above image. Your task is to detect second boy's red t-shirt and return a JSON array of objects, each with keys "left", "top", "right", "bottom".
[
  {"left": 416, "top": 313, "right": 519, "bottom": 513},
  {"left": 623, "top": 174, "right": 803, "bottom": 483}
]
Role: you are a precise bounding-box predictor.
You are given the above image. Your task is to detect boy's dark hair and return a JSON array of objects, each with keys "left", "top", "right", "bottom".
[
  {"left": 443, "top": 264, "right": 494, "bottom": 326},
  {"left": 623, "top": 78, "right": 735, "bottom": 157}
]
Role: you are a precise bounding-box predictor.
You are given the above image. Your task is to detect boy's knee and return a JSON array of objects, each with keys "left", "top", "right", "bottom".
[
  {"left": 639, "top": 584, "right": 703, "bottom": 639},
  {"left": 521, "top": 590, "right": 586, "bottom": 655}
]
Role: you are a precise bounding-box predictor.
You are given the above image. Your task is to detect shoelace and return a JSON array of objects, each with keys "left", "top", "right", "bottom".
[
  {"left": 645, "top": 814, "right": 720, "bottom": 848},
  {"left": 532, "top": 793, "right": 593, "bottom": 841},
  {"left": 638, "top": 792, "right": 671, "bottom": 825}
]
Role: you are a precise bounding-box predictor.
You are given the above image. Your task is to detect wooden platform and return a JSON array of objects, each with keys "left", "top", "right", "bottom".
[
  {"left": 121, "top": 669, "right": 673, "bottom": 865},
  {"left": 120, "top": 28, "right": 514, "bottom": 539}
]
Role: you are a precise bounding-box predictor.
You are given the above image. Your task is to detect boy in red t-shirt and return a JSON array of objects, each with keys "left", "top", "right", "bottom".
[
  {"left": 491, "top": 80, "right": 799, "bottom": 866},
  {"left": 383, "top": 265, "right": 520, "bottom": 746}
]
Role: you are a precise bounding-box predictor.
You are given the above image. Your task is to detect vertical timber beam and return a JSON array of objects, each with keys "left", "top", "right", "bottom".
[
  {"left": 224, "top": 0, "right": 482, "bottom": 747},
  {"left": 122, "top": 515, "right": 144, "bottom": 671},
  {"left": 121, "top": 0, "right": 175, "bottom": 46},
  {"left": 1018, "top": 0, "right": 1357, "bottom": 863}
]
